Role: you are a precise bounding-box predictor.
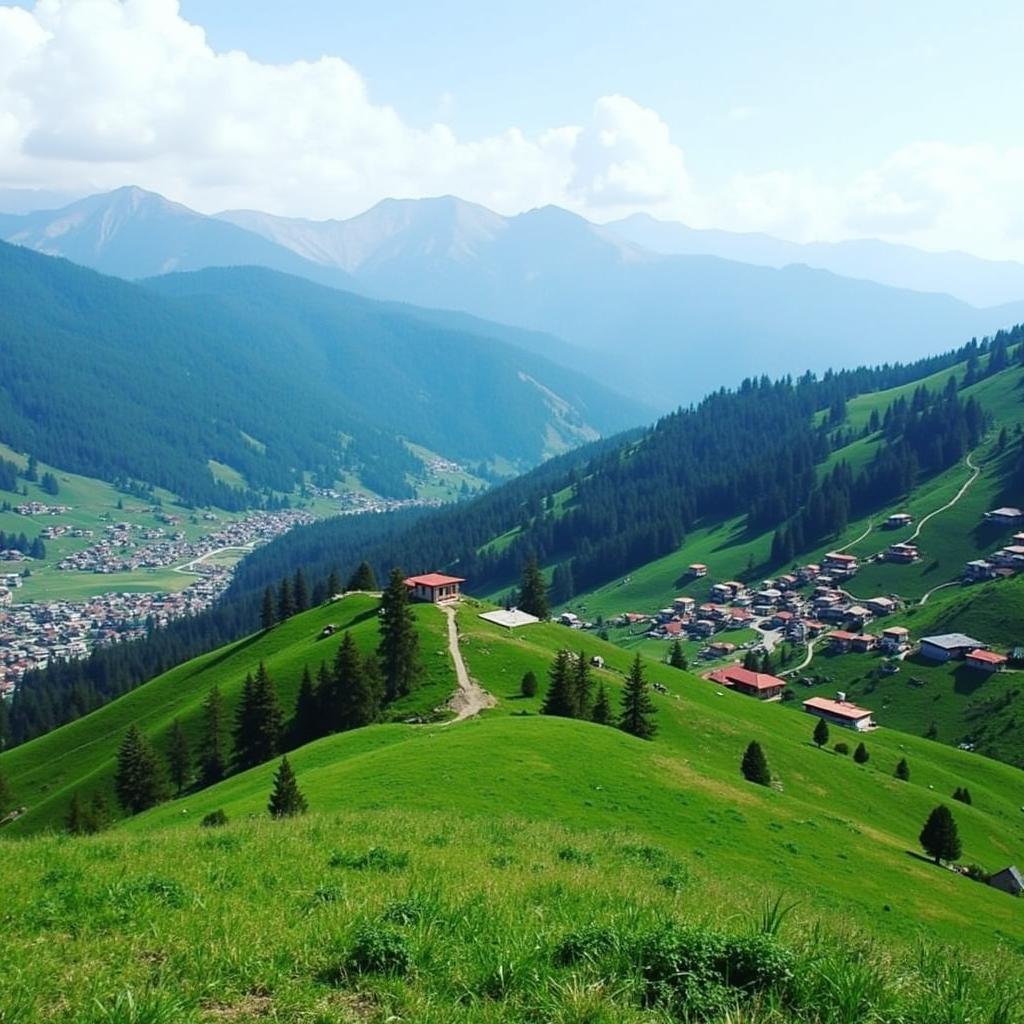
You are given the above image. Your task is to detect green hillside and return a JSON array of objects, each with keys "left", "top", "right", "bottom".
[
  {"left": 0, "top": 595, "right": 452, "bottom": 835},
  {"left": 3, "top": 595, "right": 1024, "bottom": 1021}
]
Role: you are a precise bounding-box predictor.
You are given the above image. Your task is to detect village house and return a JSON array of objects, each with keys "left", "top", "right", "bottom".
[
  {"left": 992, "top": 545, "right": 1024, "bottom": 571},
  {"left": 845, "top": 605, "right": 872, "bottom": 628},
  {"left": 803, "top": 695, "right": 875, "bottom": 731},
  {"left": 919, "top": 633, "right": 986, "bottom": 662},
  {"left": 796, "top": 563, "right": 820, "bottom": 583},
  {"left": 710, "top": 582, "right": 734, "bottom": 602},
  {"left": 866, "top": 596, "right": 897, "bottom": 617},
  {"left": 985, "top": 507, "right": 1024, "bottom": 524},
  {"left": 689, "top": 563, "right": 708, "bottom": 578},
  {"left": 881, "top": 626, "right": 910, "bottom": 652},
  {"left": 672, "top": 595, "right": 696, "bottom": 615},
  {"left": 726, "top": 608, "right": 754, "bottom": 629},
  {"left": 989, "top": 865, "right": 1024, "bottom": 897},
  {"left": 706, "top": 640, "right": 737, "bottom": 659},
  {"left": 885, "top": 542, "right": 919, "bottom": 564},
  {"left": 965, "top": 649, "right": 1007, "bottom": 673},
  {"left": 964, "top": 559, "right": 997, "bottom": 581},
  {"left": 885, "top": 513, "right": 913, "bottom": 529},
  {"left": 707, "top": 665, "right": 786, "bottom": 700},
  {"left": 689, "top": 618, "right": 716, "bottom": 638},
  {"left": 823, "top": 551, "right": 859, "bottom": 577},
  {"left": 404, "top": 572, "right": 465, "bottom": 604}
]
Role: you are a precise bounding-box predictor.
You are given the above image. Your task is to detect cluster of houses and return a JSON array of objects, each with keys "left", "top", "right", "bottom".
[
  {"left": 54, "top": 509, "right": 314, "bottom": 575},
  {"left": 335, "top": 490, "right": 444, "bottom": 516},
  {"left": 13, "top": 501, "right": 73, "bottom": 516},
  {"left": 0, "top": 572, "right": 232, "bottom": 697},
  {"left": 964, "top": 529, "right": 1024, "bottom": 582}
]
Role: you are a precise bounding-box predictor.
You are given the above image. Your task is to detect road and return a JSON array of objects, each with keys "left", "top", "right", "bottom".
[
  {"left": 172, "top": 544, "right": 254, "bottom": 575},
  {"left": 440, "top": 603, "right": 496, "bottom": 723},
  {"left": 906, "top": 451, "right": 980, "bottom": 544}
]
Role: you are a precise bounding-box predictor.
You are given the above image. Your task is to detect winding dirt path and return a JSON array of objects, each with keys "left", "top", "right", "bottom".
[
  {"left": 440, "top": 603, "right": 496, "bottom": 723},
  {"left": 834, "top": 522, "right": 873, "bottom": 554},
  {"left": 906, "top": 451, "right": 980, "bottom": 544},
  {"left": 781, "top": 637, "right": 820, "bottom": 678}
]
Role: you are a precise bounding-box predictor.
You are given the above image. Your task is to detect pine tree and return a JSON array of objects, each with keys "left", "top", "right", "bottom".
[
  {"left": 520, "top": 670, "right": 538, "bottom": 698},
  {"left": 518, "top": 555, "right": 549, "bottom": 620},
  {"left": 669, "top": 640, "right": 688, "bottom": 670},
  {"left": 260, "top": 586, "right": 276, "bottom": 631},
  {"left": 953, "top": 786, "right": 973, "bottom": 805},
  {"left": 199, "top": 685, "right": 227, "bottom": 786},
  {"left": 114, "top": 724, "right": 168, "bottom": 814},
  {"left": 572, "top": 651, "right": 593, "bottom": 718},
  {"left": 291, "top": 666, "right": 320, "bottom": 746},
  {"left": 233, "top": 665, "right": 284, "bottom": 770},
  {"left": 919, "top": 804, "right": 962, "bottom": 864},
  {"left": 0, "top": 768, "right": 13, "bottom": 815},
  {"left": 541, "top": 650, "right": 576, "bottom": 717},
  {"left": 347, "top": 560, "right": 377, "bottom": 592},
  {"left": 619, "top": 654, "right": 657, "bottom": 740},
  {"left": 378, "top": 568, "right": 421, "bottom": 702},
  {"left": 333, "top": 631, "right": 382, "bottom": 730},
  {"left": 167, "top": 718, "right": 191, "bottom": 794},
  {"left": 277, "top": 577, "right": 296, "bottom": 621},
  {"left": 87, "top": 792, "right": 112, "bottom": 833},
  {"left": 813, "top": 718, "right": 830, "bottom": 749},
  {"left": 326, "top": 567, "right": 341, "bottom": 600},
  {"left": 66, "top": 791, "right": 86, "bottom": 835},
  {"left": 853, "top": 741, "right": 869, "bottom": 764},
  {"left": 895, "top": 757, "right": 910, "bottom": 781},
  {"left": 267, "top": 756, "right": 307, "bottom": 818},
  {"left": 591, "top": 682, "right": 612, "bottom": 725},
  {"left": 293, "top": 568, "right": 310, "bottom": 612},
  {"left": 741, "top": 741, "right": 771, "bottom": 785}
]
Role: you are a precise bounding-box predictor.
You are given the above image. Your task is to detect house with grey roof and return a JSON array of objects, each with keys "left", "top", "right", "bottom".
[
  {"left": 919, "top": 633, "right": 986, "bottom": 662},
  {"left": 989, "top": 865, "right": 1024, "bottom": 897}
]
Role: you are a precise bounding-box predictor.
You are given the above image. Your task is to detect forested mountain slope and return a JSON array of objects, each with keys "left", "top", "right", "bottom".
[{"left": 0, "top": 242, "right": 641, "bottom": 505}]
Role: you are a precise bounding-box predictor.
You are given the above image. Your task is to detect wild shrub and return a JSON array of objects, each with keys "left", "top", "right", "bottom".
[
  {"left": 200, "top": 809, "right": 228, "bottom": 828},
  {"left": 553, "top": 924, "right": 622, "bottom": 966},
  {"left": 328, "top": 846, "right": 409, "bottom": 872},
  {"left": 556, "top": 845, "right": 594, "bottom": 865},
  {"left": 340, "top": 922, "right": 412, "bottom": 976},
  {"left": 834, "top": 742, "right": 850, "bottom": 755},
  {"left": 383, "top": 891, "right": 437, "bottom": 925}
]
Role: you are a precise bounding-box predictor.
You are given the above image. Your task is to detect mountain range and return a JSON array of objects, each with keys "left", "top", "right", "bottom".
[
  {"left": 0, "top": 240, "right": 641, "bottom": 503},
  {"left": 6, "top": 188, "right": 1024, "bottom": 408}
]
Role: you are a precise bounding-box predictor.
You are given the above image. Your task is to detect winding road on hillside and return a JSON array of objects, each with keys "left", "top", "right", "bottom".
[
  {"left": 834, "top": 522, "right": 873, "bottom": 553},
  {"left": 907, "top": 451, "right": 980, "bottom": 544},
  {"left": 441, "top": 603, "right": 496, "bottom": 723},
  {"left": 172, "top": 544, "right": 254, "bottom": 575}
]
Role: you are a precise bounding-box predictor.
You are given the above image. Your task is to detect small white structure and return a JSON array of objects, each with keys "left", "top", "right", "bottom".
[{"left": 479, "top": 608, "right": 540, "bottom": 629}]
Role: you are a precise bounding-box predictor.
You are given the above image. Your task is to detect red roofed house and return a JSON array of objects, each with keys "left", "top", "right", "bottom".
[
  {"left": 706, "top": 665, "right": 785, "bottom": 700},
  {"left": 803, "top": 696, "right": 875, "bottom": 731},
  {"left": 404, "top": 573, "right": 465, "bottom": 604},
  {"left": 966, "top": 648, "right": 1007, "bottom": 673}
]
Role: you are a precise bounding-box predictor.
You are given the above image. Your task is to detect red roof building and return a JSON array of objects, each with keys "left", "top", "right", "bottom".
[
  {"left": 966, "top": 648, "right": 1007, "bottom": 672},
  {"left": 404, "top": 573, "right": 465, "bottom": 604},
  {"left": 706, "top": 665, "right": 786, "bottom": 700},
  {"left": 803, "top": 697, "right": 875, "bottom": 731}
]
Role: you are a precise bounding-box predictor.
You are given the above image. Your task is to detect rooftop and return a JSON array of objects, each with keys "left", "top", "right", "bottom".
[
  {"left": 707, "top": 666, "right": 785, "bottom": 691},
  {"left": 920, "top": 633, "right": 985, "bottom": 651},
  {"left": 803, "top": 697, "right": 873, "bottom": 720},
  {"left": 405, "top": 573, "right": 466, "bottom": 587},
  {"left": 966, "top": 649, "right": 1007, "bottom": 665}
]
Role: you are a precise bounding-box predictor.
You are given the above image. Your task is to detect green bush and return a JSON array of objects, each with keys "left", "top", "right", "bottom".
[
  {"left": 200, "top": 809, "right": 228, "bottom": 828},
  {"left": 834, "top": 742, "right": 850, "bottom": 755},
  {"left": 553, "top": 924, "right": 621, "bottom": 965},
  {"left": 341, "top": 922, "right": 412, "bottom": 976},
  {"left": 328, "top": 846, "right": 409, "bottom": 872}
]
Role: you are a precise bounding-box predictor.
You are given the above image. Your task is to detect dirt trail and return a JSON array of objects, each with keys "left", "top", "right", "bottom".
[
  {"left": 440, "top": 603, "right": 496, "bottom": 723},
  {"left": 834, "top": 522, "right": 872, "bottom": 553},
  {"left": 906, "top": 451, "right": 980, "bottom": 544},
  {"left": 781, "top": 637, "right": 819, "bottom": 677}
]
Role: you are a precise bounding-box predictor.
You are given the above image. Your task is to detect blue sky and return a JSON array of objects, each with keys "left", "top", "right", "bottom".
[{"left": 2, "top": 1, "right": 1023, "bottom": 256}]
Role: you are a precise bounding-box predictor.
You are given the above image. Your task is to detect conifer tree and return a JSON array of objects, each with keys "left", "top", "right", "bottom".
[
  {"left": 953, "top": 786, "right": 972, "bottom": 805},
  {"left": 853, "top": 741, "right": 869, "bottom": 764},
  {"left": 233, "top": 664, "right": 284, "bottom": 770},
  {"left": 114, "top": 724, "right": 168, "bottom": 814},
  {"left": 199, "top": 685, "right": 227, "bottom": 786},
  {"left": 87, "top": 792, "right": 112, "bottom": 833},
  {"left": 66, "top": 791, "right": 86, "bottom": 835},
  {"left": 669, "top": 640, "right": 688, "bottom": 670},
  {"left": 347, "top": 560, "right": 377, "bottom": 592},
  {"left": 591, "top": 682, "right": 612, "bottom": 725},
  {"left": 741, "top": 741, "right": 772, "bottom": 786},
  {"left": 619, "top": 653, "right": 657, "bottom": 740},
  {"left": 541, "top": 649, "right": 576, "bottom": 718},
  {"left": 325, "top": 567, "right": 341, "bottom": 600},
  {"left": 572, "top": 650, "right": 593, "bottom": 719},
  {"left": 277, "top": 577, "right": 296, "bottom": 621},
  {"left": 0, "top": 768, "right": 13, "bottom": 815},
  {"left": 813, "top": 718, "right": 830, "bottom": 749},
  {"left": 293, "top": 568, "right": 310, "bottom": 612},
  {"left": 518, "top": 555, "right": 549, "bottom": 620},
  {"left": 291, "top": 666, "right": 320, "bottom": 746},
  {"left": 378, "top": 568, "right": 421, "bottom": 702},
  {"left": 268, "top": 756, "right": 307, "bottom": 818},
  {"left": 167, "top": 718, "right": 191, "bottom": 794},
  {"left": 895, "top": 757, "right": 910, "bottom": 781},
  {"left": 334, "top": 631, "right": 382, "bottom": 730},
  {"left": 260, "top": 586, "right": 276, "bottom": 631},
  {"left": 919, "top": 804, "right": 962, "bottom": 864},
  {"left": 520, "top": 670, "right": 538, "bottom": 698}
]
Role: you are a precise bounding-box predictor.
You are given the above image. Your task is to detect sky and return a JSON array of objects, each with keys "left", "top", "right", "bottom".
[{"left": 2, "top": 0, "right": 1024, "bottom": 258}]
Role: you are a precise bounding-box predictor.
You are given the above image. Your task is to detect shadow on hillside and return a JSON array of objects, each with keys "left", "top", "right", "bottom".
[
  {"left": 953, "top": 664, "right": 991, "bottom": 697},
  {"left": 199, "top": 630, "right": 265, "bottom": 672},
  {"left": 904, "top": 850, "right": 943, "bottom": 868}
]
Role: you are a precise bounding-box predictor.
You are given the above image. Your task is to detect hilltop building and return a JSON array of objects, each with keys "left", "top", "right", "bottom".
[
  {"left": 803, "top": 696, "right": 875, "bottom": 731},
  {"left": 404, "top": 573, "right": 465, "bottom": 604},
  {"left": 706, "top": 665, "right": 785, "bottom": 701}
]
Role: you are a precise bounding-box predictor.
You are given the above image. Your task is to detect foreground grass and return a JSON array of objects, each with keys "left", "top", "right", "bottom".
[{"left": 3, "top": 809, "right": 1023, "bottom": 1024}]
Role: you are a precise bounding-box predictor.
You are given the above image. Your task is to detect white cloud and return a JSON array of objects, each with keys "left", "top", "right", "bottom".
[{"left": 0, "top": 1, "right": 1023, "bottom": 260}]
